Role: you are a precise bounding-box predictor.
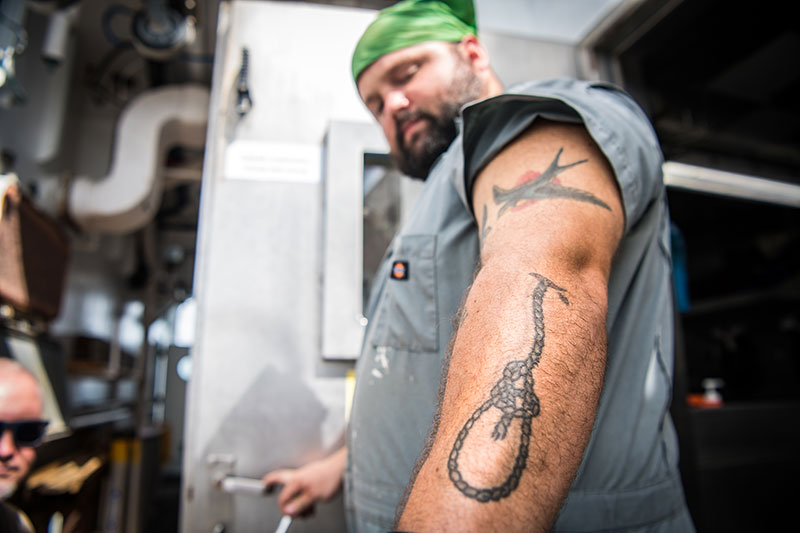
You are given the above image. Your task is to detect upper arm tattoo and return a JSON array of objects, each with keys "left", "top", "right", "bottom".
[
  {"left": 479, "top": 204, "right": 492, "bottom": 250},
  {"left": 448, "top": 148, "right": 609, "bottom": 503},
  {"left": 492, "top": 147, "right": 611, "bottom": 217},
  {"left": 448, "top": 273, "right": 569, "bottom": 502}
]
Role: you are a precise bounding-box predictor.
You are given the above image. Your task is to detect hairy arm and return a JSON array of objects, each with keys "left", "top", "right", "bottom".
[{"left": 396, "top": 120, "right": 624, "bottom": 531}]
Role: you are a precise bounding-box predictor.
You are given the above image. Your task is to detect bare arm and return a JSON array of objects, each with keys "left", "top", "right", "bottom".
[
  {"left": 396, "top": 120, "right": 624, "bottom": 531},
  {"left": 263, "top": 446, "right": 347, "bottom": 517}
]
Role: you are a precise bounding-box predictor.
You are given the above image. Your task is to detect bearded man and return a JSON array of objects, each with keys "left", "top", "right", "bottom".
[{"left": 265, "top": 1, "right": 694, "bottom": 531}]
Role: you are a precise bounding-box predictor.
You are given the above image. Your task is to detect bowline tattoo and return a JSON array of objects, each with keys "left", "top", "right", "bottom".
[
  {"left": 448, "top": 273, "right": 570, "bottom": 502},
  {"left": 492, "top": 147, "right": 611, "bottom": 216}
]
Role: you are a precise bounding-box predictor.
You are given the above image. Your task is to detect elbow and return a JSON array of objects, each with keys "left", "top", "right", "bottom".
[{"left": 480, "top": 242, "right": 612, "bottom": 307}]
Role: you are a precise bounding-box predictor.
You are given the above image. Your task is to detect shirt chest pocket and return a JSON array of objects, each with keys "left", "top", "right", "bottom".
[{"left": 371, "top": 234, "right": 439, "bottom": 353}]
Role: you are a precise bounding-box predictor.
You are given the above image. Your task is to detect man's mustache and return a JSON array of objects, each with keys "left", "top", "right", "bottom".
[{"left": 395, "top": 110, "right": 435, "bottom": 148}]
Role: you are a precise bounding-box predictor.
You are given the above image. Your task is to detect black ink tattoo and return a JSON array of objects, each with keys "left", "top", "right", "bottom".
[
  {"left": 493, "top": 148, "right": 611, "bottom": 217},
  {"left": 479, "top": 204, "right": 492, "bottom": 250},
  {"left": 448, "top": 273, "right": 570, "bottom": 502}
]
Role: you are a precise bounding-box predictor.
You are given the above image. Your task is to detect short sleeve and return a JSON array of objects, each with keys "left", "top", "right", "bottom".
[{"left": 455, "top": 79, "right": 664, "bottom": 234}]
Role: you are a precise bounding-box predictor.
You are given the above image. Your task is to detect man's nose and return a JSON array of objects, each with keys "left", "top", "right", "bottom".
[
  {"left": 384, "top": 89, "right": 409, "bottom": 117},
  {"left": 0, "top": 429, "right": 18, "bottom": 459}
]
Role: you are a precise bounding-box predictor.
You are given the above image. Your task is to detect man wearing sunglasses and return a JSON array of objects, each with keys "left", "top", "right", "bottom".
[{"left": 0, "top": 358, "right": 46, "bottom": 532}]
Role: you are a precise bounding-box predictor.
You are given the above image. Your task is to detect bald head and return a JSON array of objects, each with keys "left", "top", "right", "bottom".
[
  {"left": 0, "top": 358, "right": 44, "bottom": 500},
  {"left": 0, "top": 359, "right": 43, "bottom": 419}
]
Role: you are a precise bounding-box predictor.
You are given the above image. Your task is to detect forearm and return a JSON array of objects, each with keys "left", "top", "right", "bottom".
[
  {"left": 325, "top": 446, "right": 348, "bottom": 477},
  {"left": 397, "top": 258, "right": 608, "bottom": 531},
  {"left": 263, "top": 445, "right": 347, "bottom": 516}
]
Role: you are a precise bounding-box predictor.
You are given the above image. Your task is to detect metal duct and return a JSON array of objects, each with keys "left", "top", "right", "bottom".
[{"left": 68, "top": 84, "right": 209, "bottom": 234}]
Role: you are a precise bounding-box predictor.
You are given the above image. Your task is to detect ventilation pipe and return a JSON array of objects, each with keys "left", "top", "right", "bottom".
[{"left": 68, "top": 84, "right": 209, "bottom": 234}]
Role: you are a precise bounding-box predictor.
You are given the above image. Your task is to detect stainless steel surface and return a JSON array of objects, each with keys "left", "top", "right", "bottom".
[
  {"left": 321, "top": 121, "right": 425, "bottom": 359},
  {"left": 576, "top": 0, "right": 683, "bottom": 82},
  {"left": 321, "top": 121, "right": 388, "bottom": 360},
  {"left": 663, "top": 161, "right": 800, "bottom": 208},
  {"left": 181, "top": 2, "right": 377, "bottom": 531},
  {"left": 476, "top": 0, "right": 623, "bottom": 44}
]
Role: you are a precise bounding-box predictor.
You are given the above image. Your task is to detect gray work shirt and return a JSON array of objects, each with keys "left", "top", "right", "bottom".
[{"left": 345, "top": 79, "right": 694, "bottom": 532}]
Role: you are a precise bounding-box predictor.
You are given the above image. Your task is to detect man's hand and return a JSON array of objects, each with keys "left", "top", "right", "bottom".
[
  {"left": 396, "top": 120, "right": 624, "bottom": 531},
  {"left": 262, "top": 447, "right": 347, "bottom": 517}
]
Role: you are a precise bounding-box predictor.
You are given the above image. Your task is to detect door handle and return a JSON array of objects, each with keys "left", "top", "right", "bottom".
[{"left": 216, "top": 475, "right": 267, "bottom": 495}]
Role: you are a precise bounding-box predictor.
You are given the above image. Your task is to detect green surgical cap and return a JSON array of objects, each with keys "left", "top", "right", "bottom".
[{"left": 352, "top": 0, "right": 477, "bottom": 83}]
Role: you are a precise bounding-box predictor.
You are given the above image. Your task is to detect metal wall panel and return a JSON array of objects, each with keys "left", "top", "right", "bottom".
[
  {"left": 181, "top": 2, "right": 376, "bottom": 531},
  {"left": 321, "top": 121, "right": 387, "bottom": 360}
]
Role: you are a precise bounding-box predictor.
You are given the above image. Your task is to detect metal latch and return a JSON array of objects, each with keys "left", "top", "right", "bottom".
[
  {"left": 236, "top": 47, "right": 253, "bottom": 117},
  {"left": 216, "top": 475, "right": 267, "bottom": 495},
  {"left": 210, "top": 468, "right": 293, "bottom": 533}
]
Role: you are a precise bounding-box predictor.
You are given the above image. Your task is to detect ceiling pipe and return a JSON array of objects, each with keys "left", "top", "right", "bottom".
[{"left": 68, "top": 84, "right": 209, "bottom": 234}]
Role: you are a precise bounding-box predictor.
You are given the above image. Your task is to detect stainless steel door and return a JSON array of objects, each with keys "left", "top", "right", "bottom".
[{"left": 180, "top": 2, "right": 379, "bottom": 531}]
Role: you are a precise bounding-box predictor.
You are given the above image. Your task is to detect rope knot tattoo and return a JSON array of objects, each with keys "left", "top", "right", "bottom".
[{"left": 448, "top": 273, "right": 569, "bottom": 502}]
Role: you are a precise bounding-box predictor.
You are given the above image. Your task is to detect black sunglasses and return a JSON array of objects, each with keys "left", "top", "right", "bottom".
[{"left": 0, "top": 420, "right": 49, "bottom": 447}]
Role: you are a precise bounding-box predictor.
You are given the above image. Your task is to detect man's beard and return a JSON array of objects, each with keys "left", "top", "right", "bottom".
[
  {"left": 392, "top": 63, "right": 482, "bottom": 180},
  {"left": 393, "top": 106, "right": 459, "bottom": 179},
  {"left": 0, "top": 478, "right": 18, "bottom": 500}
]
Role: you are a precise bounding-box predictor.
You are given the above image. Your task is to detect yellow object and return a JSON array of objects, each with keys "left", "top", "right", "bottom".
[
  {"left": 110, "top": 438, "right": 129, "bottom": 463},
  {"left": 345, "top": 369, "right": 356, "bottom": 423},
  {"left": 130, "top": 438, "right": 142, "bottom": 463},
  {"left": 26, "top": 457, "right": 103, "bottom": 494}
]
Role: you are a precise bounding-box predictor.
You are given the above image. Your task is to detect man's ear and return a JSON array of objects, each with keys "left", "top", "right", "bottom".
[{"left": 459, "top": 34, "right": 490, "bottom": 71}]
